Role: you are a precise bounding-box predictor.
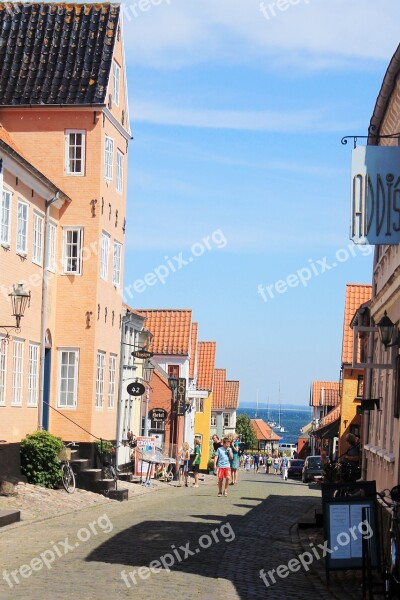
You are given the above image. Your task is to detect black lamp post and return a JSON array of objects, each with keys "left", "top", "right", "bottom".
[
  {"left": 1, "top": 282, "right": 31, "bottom": 342},
  {"left": 377, "top": 311, "right": 399, "bottom": 348},
  {"left": 142, "top": 360, "right": 155, "bottom": 436}
]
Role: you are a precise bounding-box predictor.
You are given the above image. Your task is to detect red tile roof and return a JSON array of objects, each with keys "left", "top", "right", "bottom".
[
  {"left": 135, "top": 310, "right": 192, "bottom": 355},
  {"left": 197, "top": 342, "right": 216, "bottom": 391},
  {"left": 189, "top": 323, "right": 198, "bottom": 379},
  {"left": 342, "top": 284, "right": 372, "bottom": 365},
  {"left": 313, "top": 405, "right": 340, "bottom": 434},
  {"left": 251, "top": 419, "right": 281, "bottom": 442},
  {"left": 212, "top": 369, "right": 226, "bottom": 409},
  {"left": 310, "top": 381, "right": 340, "bottom": 407},
  {"left": 225, "top": 381, "right": 240, "bottom": 409}
]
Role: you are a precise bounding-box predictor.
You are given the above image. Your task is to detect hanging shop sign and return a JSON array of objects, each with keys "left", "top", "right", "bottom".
[
  {"left": 126, "top": 382, "right": 145, "bottom": 396},
  {"left": 176, "top": 377, "right": 186, "bottom": 416},
  {"left": 131, "top": 350, "right": 154, "bottom": 359},
  {"left": 149, "top": 408, "right": 167, "bottom": 422},
  {"left": 351, "top": 145, "right": 400, "bottom": 245}
]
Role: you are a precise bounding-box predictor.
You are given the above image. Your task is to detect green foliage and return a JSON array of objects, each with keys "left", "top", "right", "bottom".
[
  {"left": 95, "top": 439, "right": 113, "bottom": 456},
  {"left": 236, "top": 414, "right": 258, "bottom": 451},
  {"left": 20, "top": 431, "right": 64, "bottom": 489}
]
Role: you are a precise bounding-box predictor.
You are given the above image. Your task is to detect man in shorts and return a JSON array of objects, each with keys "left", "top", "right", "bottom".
[{"left": 214, "top": 437, "right": 233, "bottom": 497}]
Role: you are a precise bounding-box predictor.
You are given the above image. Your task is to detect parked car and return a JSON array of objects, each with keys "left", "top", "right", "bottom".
[
  {"left": 288, "top": 459, "right": 304, "bottom": 478},
  {"left": 302, "top": 455, "right": 325, "bottom": 483}
]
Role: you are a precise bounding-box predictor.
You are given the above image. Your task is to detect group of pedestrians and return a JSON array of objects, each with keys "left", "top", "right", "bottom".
[
  {"left": 240, "top": 451, "right": 291, "bottom": 480},
  {"left": 177, "top": 438, "right": 201, "bottom": 488},
  {"left": 212, "top": 433, "right": 240, "bottom": 496}
]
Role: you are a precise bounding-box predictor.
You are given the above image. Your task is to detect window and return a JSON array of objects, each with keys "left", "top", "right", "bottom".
[
  {"left": 17, "top": 200, "right": 28, "bottom": 254},
  {"left": 195, "top": 398, "right": 204, "bottom": 413},
  {"left": 223, "top": 413, "right": 230, "bottom": 428},
  {"left": 1, "top": 189, "right": 11, "bottom": 245},
  {"left": 150, "top": 420, "right": 165, "bottom": 432},
  {"left": 168, "top": 365, "right": 180, "bottom": 379},
  {"left": 0, "top": 339, "right": 7, "bottom": 406},
  {"left": 28, "top": 343, "right": 39, "bottom": 406},
  {"left": 32, "top": 212, "right": 44, "bottom": 265},
  {"left": 65, "top": 130, "right": 85, "bottom": 175},
  {"left": 12, "top": 339, "right": 24, "bottom": 406},
  {"left": 116, "top": 150, "right": 123, "bottom": 194},
  {"left": 104, "top": 137, "right": 114, "bottom": 180},
  {"left": 113, "top": 61, "right": 120, "bottom": 106},
  {"left": 211, "top": 413, "right": 216, "bottom": 426},
  {"left": 356, "top": 375, "right": 364, "bottom": 398},
  {"left": 108, "top": 354, "right": 116, "bottom": 409},
  {"left": 112, "top": 241, "right": 122, "bottom": 286},
  {"left": 100, "top": 232, "right": 110, "bottom": 280},
  {"left": 95, "top": 351, "right": 105, "bottom": 408},
  {"left": 63, "top": 227, "right": 83, "bottom": 274},
  {"left": 58, "top": 349, "right": 79, "bottom": 408},
  {"left": 48, "top": 222, "right": 57, "bottom": 272}
]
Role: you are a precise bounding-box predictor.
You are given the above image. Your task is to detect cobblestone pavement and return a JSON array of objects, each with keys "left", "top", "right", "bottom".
[{"left": 0, "top": 470, "right": 369, "bottom": 599}]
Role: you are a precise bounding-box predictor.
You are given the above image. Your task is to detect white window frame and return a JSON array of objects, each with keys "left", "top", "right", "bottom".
[
  {"left": 104, "top": 136, "right": 114, "bottom": 181},
  {"left": 27, "top": 342, "right": 39, "bottom": 407},
  {"left": 116, "top": 150, "right": 123, "bottom": 194},
  {"left": 57, "top": 348, "right": 79, "bottom": 409},
  {"left": 32, "top": 211, "right": 44, "bottom": 266},
  {"left": 223, "top": 413, "right": 230, "bottom": 428},
  {"left": 108, "top": 354, "right": 116, "bottom": 409},
  {"left": 12, "top": 339, "right": 24, "bottom": 406},
  {"left": 113, "top": 60, "right": 120, "bottom": 106},
  {"left": 195, "top": 398, "right": 204, "bottom": 413},
  {"left": 211, "top": 413, "right": 217, "bottom": 427},
  {"left": 95, "top": 351, "right": 106, "bottom": 409},
  {"left": 65, "top": 129, "right": 86, "bottom": 176},
  {"left": 112, "top": 241, "right": 122, "bottom": 286},
  {"left": 1, "top": 189, "right": 12, "bottom": 246},
  {"left": 63, "top": 227, "right": 83, "bottom": 275},
  {"left": 0, "top": 338, "right": 7, "bottom": 406},
  {"left": 48, "top": 221, "right": 57, "bottom": 272},
  {"left": 100, "top": 231, "right": 110, "bottom": 280},
  {"left": 17, "top": 199, "right": 28, "bottom": 255}
]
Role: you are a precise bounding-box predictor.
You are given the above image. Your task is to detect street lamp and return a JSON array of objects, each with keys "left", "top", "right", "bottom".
[
  {"left": 143, "top": 360, "right": 155, "bottom": 436},
  {"left": 377, "top": 311, "right": 400, "bottom": 348},
  {"left": 0, "top": 282, "right": 31, "bottom": 342}
]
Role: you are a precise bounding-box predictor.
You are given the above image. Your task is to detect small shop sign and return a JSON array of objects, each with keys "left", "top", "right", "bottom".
[{"left": 149, "top": 408, "right": 167, "bottom": 422}]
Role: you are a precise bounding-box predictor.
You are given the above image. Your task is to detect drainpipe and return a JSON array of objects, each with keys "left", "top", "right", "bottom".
[
  {"left": 362, "top": 321, "right": 375, "bottom": 480},
  {"left": 38, "top": 192, "right": 59, "bottom": 430}
]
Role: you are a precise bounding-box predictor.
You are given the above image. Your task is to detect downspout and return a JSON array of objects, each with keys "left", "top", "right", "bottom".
[
  {"left": 362, "top": 320, "right": 375, "bottom": 481},
  {"left": 38, "top": 192, "right": 59, "bottom": 430}
]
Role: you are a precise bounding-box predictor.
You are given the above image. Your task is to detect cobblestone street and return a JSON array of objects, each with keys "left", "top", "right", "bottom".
[{"left": 0, "top": 470, "right": 371, "bottom": 600}]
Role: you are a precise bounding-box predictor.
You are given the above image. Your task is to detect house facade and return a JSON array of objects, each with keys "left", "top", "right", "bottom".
[
  {"left": 309, "top": 381, "right": 340, "bottom": 455},
  {"left": 0, "top": 3, "right": 131, "bottom": 444},
  {"left": 194, "top": 341, "right": 216, "bottom": 469}
]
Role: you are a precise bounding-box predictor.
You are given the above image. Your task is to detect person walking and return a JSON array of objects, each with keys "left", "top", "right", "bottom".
[
  {"left": 230, "top": 436, "right": 240, "bottom": 485},
  {"left": 192, "top": 438, "right": 201, "bottom": 488},
  {"left": 178, "top": 442, "right": 190, "bottom": 487},
  {"left": 245, "top": 454, "right": 251, "bottom": 473},
  {"left": 266, "top": 454, "right": 272, "bottom": 474},
  {"left": 214, "top": 437, "right": 233, "bottom": 497},
  {"left": 253, "top": 452, "right": 260, "bottom": 473},
  {"left": 273, "top": 455, "right": 279, "bottom": 475},
  {"left": 281, "top": 455, "right": 289, "bottom": 481}
]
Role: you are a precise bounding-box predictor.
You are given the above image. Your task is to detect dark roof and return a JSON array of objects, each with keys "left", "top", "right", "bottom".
[{"left": 0, "top": 2, "right": 120, "bottom": 106}]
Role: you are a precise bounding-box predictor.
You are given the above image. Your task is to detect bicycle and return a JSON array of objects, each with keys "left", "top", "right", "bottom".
[
  {"left": 377, "top": 485, "right": 400, "bottom": 599},
  {"left": 58, "top": 442, "right": 78, "bottom": 493},
  {"left": 154, "top": 461, "right": 174, "bottom": 482}
]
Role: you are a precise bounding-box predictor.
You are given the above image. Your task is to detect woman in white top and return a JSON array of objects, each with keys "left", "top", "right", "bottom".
[{"left": 178, "top": 442, "right": 190, "bottom": 487}]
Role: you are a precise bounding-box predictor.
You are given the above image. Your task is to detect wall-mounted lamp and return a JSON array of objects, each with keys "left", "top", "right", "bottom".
[
  {"left": 0, "top": 282, "right": 31, "bottom": 343},
  {"left": 377, "top": 311, "right": 400, "bottom": 347}
]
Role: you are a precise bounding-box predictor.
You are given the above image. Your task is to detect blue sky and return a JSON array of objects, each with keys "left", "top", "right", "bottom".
[{"left": 119, "top": 0, "right": 400, "bottom": 406}]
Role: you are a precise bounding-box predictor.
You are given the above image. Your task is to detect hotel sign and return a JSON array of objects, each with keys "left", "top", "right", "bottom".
[
  {"left": 176, "top": 378, "right": 186, "bottom": 416},
  {"left": 351, "top": 145, "right": 400, "bottom": 244}
]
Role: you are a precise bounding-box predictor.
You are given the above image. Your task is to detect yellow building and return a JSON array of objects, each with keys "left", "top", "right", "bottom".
[{"left": 194, "top": 341, "right": 216, "bottom": 469}]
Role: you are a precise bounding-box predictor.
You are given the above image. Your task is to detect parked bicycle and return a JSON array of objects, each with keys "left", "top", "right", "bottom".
[
  {"left": 377, "top": 485, "right": 400, "bottom": 599},
  {"left": 154, "top": 461, "right": 174, "bottom": 482},
  {"left": 58, "top": 442, "right": 78, "bottom": 493}
]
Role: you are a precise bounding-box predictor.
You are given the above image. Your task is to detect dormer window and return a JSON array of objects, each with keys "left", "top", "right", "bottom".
[
  {"left": 65, "top": 130, "right": 86, "bottom": 176},
  {"left": 113, "top": 60, "right": 120, "bottom": 106}
]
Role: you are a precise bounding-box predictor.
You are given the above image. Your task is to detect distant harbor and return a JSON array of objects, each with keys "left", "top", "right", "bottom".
[{"left": 238, "top": 405, "right": 311, "bottom": 444}]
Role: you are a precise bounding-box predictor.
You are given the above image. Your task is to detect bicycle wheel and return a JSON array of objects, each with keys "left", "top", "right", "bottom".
[
  {"left": 103, "top": 465, "right": 114, "bottom": 480},
  {"left": 61, "top": 463, "right": 76, "bottom": 493},
  {"left": 166, "top": 470, "right": 173, "bottom": 482}
]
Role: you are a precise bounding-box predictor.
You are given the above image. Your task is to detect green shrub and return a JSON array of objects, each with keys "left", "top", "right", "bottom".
[
  {"left": 20, "top": 430, "right": 64, "bottom": 489},
  {"left": 95, "top": 439, "right": 113, "bottom": 456}
]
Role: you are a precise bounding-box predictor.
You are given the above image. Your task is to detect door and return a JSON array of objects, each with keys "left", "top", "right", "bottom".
[{"left": 42, "top": 348, "right": 51, "bottom": 431}]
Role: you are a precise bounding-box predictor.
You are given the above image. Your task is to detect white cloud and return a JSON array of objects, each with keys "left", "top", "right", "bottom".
[{"left": 121, "top": 0, "right": 400, "bottom": 69}]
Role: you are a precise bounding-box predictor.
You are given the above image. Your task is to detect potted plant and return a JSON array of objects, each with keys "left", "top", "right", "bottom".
[{"left": 207, "top": 459, "right": 216, "bottom": 475}]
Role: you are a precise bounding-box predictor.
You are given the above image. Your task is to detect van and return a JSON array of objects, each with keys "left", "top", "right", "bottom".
[{"left": 278, "top": 443, "right": 297, "bottom": 452}]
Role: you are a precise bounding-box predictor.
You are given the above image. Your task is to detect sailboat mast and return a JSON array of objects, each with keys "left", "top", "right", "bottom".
[{"left": 255, "top": 389, "right": 259, "bottom": 418}]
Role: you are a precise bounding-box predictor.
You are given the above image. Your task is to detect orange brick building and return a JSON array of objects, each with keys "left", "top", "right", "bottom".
[{"left": 0, "top": 3, "right": 130, "bottom": 444}]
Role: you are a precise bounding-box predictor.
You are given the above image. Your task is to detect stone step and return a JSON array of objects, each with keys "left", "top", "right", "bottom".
[
  {"left": 70, "top": 459, "right": 90, "bottom": 473},
  {"left": 0, "top": 509, "right": 20, "bottom": 528},
  {"left": 75, "top": 469, "right": 102, "bottom": 488},
  {"left": 107, "top": 489, "right": 129, "bottom": 501},
  {"left": 91, "top": 479, "right": 117, "bottom": 493}
]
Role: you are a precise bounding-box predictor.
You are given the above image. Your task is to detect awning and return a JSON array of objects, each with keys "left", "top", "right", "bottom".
[{"left": 311, "top": 418, "right": 340, "bottom": 439}]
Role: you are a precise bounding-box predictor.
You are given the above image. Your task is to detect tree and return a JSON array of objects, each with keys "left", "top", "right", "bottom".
[{"left": 236, "top": 414, "right": 258, "bottom": 451}]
